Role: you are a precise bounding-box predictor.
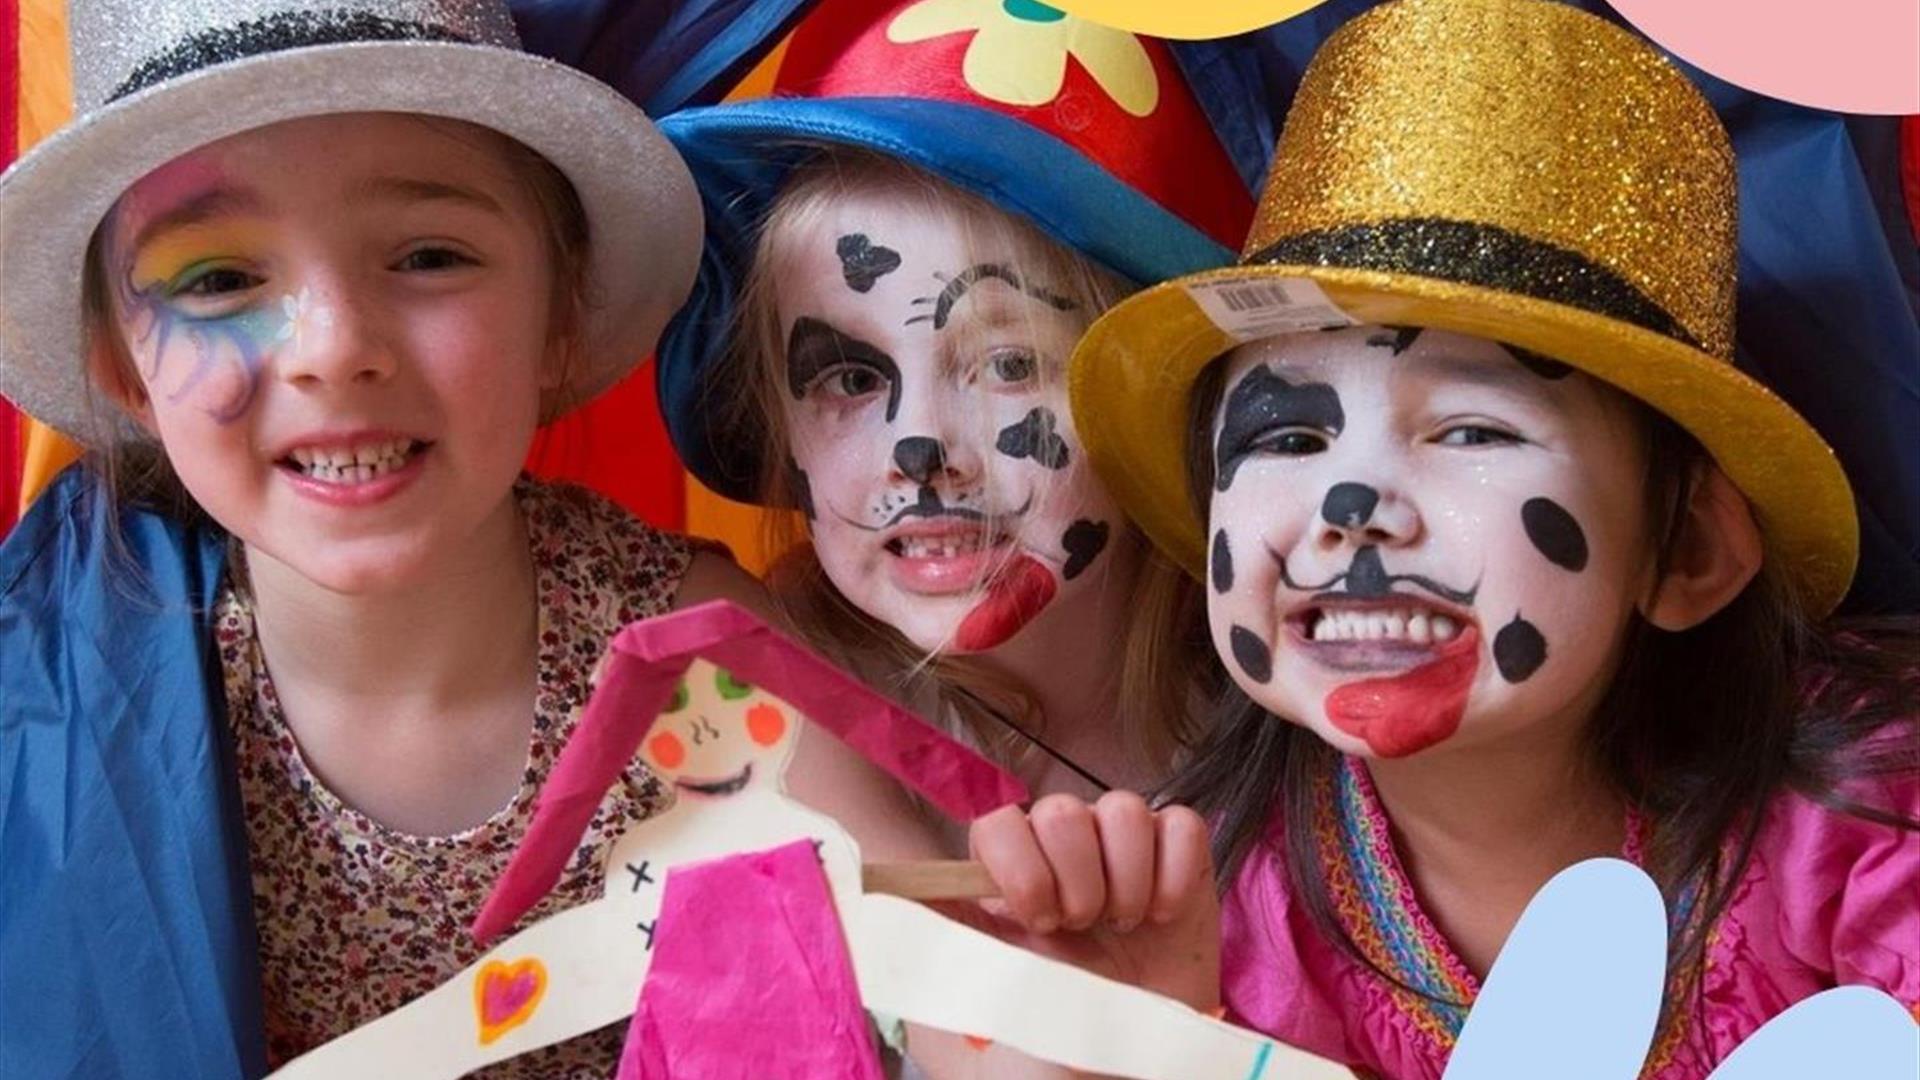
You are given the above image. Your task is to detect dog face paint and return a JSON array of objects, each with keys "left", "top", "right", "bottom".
[
  {"left": 772, "top": 189, "right": 1124, "bottom": 654},
  {"left": 1205, "top": 325, "right": 1654, "bottom": 758}
]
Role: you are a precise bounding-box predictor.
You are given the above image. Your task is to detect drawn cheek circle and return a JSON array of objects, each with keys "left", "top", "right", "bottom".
[
  {"left": 747, "top": 704, "right": 788, "bottom": 747},
  {"left": 647, "top": 732, "right": 686, "bottom": 770}
]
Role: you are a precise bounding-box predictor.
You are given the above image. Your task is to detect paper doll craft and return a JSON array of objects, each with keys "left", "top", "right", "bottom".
[{"left": 271, "top": 601, "right": 1346, "bottom": 1079}]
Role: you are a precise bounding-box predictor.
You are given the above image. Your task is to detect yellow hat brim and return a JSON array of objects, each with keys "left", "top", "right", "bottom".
[{"left": 1069, "top": 264, "right": 1858, "bottom": 616}]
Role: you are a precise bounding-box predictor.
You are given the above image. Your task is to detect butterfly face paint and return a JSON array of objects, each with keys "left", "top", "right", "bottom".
[
  {"left": 100, "top": 114, "right": 560, "bottom": 598},
  {"left": 772, "top": 188, "right": 1126, "bottom": 654},
  {"left": 1206, "top": 325, "right": 1655, "bottom": 758}
]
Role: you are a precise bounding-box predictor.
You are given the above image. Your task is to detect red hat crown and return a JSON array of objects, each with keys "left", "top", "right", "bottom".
[{"left": 775, "top": 0, "right": 1253, "bottom": 250}]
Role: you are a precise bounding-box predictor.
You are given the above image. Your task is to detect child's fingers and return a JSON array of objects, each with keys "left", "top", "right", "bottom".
[
  {"left": 1029, "top": 793, "right": 1107, "bottom": 932},
  {"left": 1148, "top": 804, "right": 1213, "bottom": 926},
  {"left": 1091, "top": 790, "right": 1156, "bottom": 933},
  {"left": 968, "top": 803, "right": 1061, "bottom": 932}
]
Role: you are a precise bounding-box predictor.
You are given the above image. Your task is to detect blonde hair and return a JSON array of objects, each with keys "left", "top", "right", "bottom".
[{"left": 713, "top": 147, "right": 1207, "bottom": 775}]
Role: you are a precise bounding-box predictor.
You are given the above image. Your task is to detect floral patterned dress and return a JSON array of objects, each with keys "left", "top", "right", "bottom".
[{"left": 218, "top": 479, "right": 692, "bottom": 1075}]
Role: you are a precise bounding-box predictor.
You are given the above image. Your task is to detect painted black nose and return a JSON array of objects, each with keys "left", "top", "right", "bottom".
[
  {"left": 1321, "top": 482, "right": 1380, "bottom": 528},
  {"left": 892, "top": 437, "right": 947, "bottom": 484}
]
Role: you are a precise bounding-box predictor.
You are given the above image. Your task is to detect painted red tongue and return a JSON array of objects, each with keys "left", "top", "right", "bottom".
[
  {"left": 1324, "top": 628, "right": 1480, "bottom": 757},
  {"left": 953, "top": 555, "right": 1057, "bottom": 651}
]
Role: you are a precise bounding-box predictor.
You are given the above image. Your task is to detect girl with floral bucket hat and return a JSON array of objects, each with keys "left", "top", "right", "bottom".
[
  {"left": 646, "top": 0, "right": 1260, "bottom": 1068},
  {"left": 981, "top": 0, "right": 1918, "bottom": 1075},
  {"left": 0, "top": 1, "right": 770, "bottom": 1073}
]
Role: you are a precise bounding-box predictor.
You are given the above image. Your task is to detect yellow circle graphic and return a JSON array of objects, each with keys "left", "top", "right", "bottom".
[{"left": 1043, "top": 0, "right": 1335, "bottom": 39}]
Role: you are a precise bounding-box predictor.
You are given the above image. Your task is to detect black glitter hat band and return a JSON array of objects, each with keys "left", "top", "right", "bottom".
[
  {"left": 1247, "top": 217, "right": 1702, "bottom": 353},
  {"left": 111, "top": 10, "right": 473, "bottom": 101}
]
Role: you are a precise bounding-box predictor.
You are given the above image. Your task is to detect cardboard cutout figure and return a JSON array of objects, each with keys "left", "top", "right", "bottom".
[{"left": 271, "top": 602, "right": 1344, "bottom": 1080}]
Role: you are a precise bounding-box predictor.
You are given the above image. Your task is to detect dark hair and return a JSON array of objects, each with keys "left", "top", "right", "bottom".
[{"left": 1165, "top": 352, "right": 1920, "bottom": 1041}]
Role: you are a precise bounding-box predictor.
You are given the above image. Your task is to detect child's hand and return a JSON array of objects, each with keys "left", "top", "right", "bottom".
[{"left": 963, "top": 792, "right": 1220, "bottom": 1012}]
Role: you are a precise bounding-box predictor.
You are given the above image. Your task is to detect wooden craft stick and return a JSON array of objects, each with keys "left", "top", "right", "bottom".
[{"left": 863, "top": 859, "right": 999, "bottom": 900}]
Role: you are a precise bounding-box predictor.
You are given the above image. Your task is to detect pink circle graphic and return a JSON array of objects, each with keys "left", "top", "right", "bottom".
[{"left": 1611, "top": 0, "right": 1918, "bottom": 115}]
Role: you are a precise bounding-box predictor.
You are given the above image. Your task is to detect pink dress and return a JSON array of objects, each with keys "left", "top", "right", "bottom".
[{"left": 1221, "top": 755, "right": 1919, "bottom": 1079}]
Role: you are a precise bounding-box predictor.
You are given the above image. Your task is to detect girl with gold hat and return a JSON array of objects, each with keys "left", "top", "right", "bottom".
[{"left": 983, "top": 0, "right": 1919, "bottom": 1074}]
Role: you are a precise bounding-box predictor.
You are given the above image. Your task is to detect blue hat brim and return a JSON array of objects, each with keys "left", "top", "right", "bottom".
[{"left": 655, "top": 96, "right": 1237, "bottom": 502}]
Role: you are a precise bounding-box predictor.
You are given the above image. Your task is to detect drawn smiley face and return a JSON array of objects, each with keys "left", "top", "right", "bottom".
[
  {"left": 1205, "top": 325, "right": 1656, "bottom": 758},
  {"left": 641, "top": 662, "right": 793, "bottom": 798}
]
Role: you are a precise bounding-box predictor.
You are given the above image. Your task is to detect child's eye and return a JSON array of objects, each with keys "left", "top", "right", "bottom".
[
  {"left": 1252, "top": 428, "right": 1330, "bottom": 456},
  {"left": 1435, "top": 424, "right": 1523, "bottom": 447},
  {"left": 393, "top": 246, "right": 476, "bottom": 272},
  {"left": 811, "top": 364, "right": 887, "bottom": 401},
  {"left": 173, "top": 266, "right": 261, "bottom": 299},
  {"left": 988, "top": 349, "right": 1037, "bottom": 385}
]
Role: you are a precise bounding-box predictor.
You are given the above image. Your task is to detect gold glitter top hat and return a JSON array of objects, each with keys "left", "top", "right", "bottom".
[
  {"left": 1069, "top": 0, "right": 1857, "bottom": 615},
  {"left": 0, "top": 0, "right": 702, "bottom": 443}
]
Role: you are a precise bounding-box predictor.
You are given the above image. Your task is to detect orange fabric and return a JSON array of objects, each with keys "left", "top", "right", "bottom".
[
  {"left": 674, "top": 33, "right": 798, "bottom": 573},
  {"left": 14, "top": 0, "right": 78, "bottom": 517}
]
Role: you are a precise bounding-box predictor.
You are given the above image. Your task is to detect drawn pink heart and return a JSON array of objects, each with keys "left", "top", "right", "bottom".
[{"left": 474, "top": 957, "right": 548, "bottom": 1045}]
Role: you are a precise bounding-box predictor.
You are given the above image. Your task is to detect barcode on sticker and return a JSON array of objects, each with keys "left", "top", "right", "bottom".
[
  {"left": 1214, "top": 281, "right": 1298, "bottom": 313},
  {"left": 1183, "top": 276, "right": 1357, "bottom": 342}
]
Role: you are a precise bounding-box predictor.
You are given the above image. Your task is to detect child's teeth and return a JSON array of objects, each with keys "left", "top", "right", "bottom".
[
  {"left": 1309, "top": 608, "right": 1463, "bottom": 644},
  {"left": 293, "top": 440, "right": 415, "bottom": 483}
]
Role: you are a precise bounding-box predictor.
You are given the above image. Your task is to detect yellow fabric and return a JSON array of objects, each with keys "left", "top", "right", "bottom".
[{"left": 16, "top": 0, "right": 80, "bottom": 515}]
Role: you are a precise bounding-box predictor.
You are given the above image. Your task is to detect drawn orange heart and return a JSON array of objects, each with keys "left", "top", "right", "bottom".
[
  {"left": 963, "top": 1034, "right": 994, "bottom": 1050},
  {"left": 473, "top": 956, "right": 548, "bottom": 1045}
]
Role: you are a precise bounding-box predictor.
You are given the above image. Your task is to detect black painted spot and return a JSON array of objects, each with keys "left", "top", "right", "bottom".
[
  {"left": 1344, "top": 545, "right": 1390, "bottom": 597},
  {"left": 786, "top": 456, "right": 815, "bottom": 520},
  {"left": 919, "top": 263, "right": 1078, "bottom": 329},
  {"left": 1508, "top": 345, "right": 1572, "bottom": 380},
  {"left": 836, "top": 233, "right": 901, "bottom": 293},
  {"left": 996, "top": 407, "right": 1070, "bottom": 469},
  {"left": 1214, "top": 365, "right": 1345, "bottom": 491},
  {"left": 785, "top": 317, "right": 903, "bottom": 421},
  {"left": 1211, "top": 529, "right": 1234, "bottom": 593},
  {"left": 1521, "top": 497, "right": 1588, "bottom": 571},
  {"left": 1390, "top": 326, "right": 1423, "bottom": 355},
  {"left": 892, "top": 437, "right": 947, "bottom": 484},
  {"left": 1321, "top": 482, "right": 1380, "bottom": 528},
  {"left": 1494, "top": 615, "right": 1548, "bottom": 682},
  {"left": 1230, "top": 625, "right": 1273, "bottom": 684},
  {"left": 1061, "top": 519, "right": 1110, "bottom": 581}
]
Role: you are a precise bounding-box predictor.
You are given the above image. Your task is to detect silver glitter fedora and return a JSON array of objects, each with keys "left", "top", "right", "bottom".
[{"left": 0, "top": 0, "right": 701, "bottom": 442}]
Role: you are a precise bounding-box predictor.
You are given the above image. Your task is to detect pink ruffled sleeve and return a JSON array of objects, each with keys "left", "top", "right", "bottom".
[{"left": 1758, "top": 771, "right": 1920, "bottom": 1011}]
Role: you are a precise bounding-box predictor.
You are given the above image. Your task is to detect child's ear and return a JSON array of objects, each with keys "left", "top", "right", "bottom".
[
  {"left": 87, "top": 336, "right": 160, "bottom": 436},
  {"left": 1639, "top": 464, "right": 1763, "bottom": 630}
]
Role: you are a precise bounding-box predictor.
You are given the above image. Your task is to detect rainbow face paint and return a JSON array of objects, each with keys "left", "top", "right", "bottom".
[
  {"left": 1206, "top": 324, "right": 1657, "bottom": 759},
  {"left": 117, "top": 223, "right": 303, "bottom": 423},
  {"left": 772, "top": 190, "right": 1124, "bottom": 655}
]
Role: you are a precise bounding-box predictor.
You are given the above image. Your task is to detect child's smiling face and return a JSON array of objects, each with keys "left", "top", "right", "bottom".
[
  {"left": 770, "top": 185, "right": 1126, "bottom": 654},
  {"left": 1206, "top": 325, "right": 1659, "bottom": 758},
  {"left": 100, "top": 112, "right": 562, "bottom": 594}
]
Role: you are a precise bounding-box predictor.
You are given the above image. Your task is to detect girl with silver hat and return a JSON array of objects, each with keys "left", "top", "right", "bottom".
[{"left": 0, "top": 1, "right": 767, "bottom": 1074}]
